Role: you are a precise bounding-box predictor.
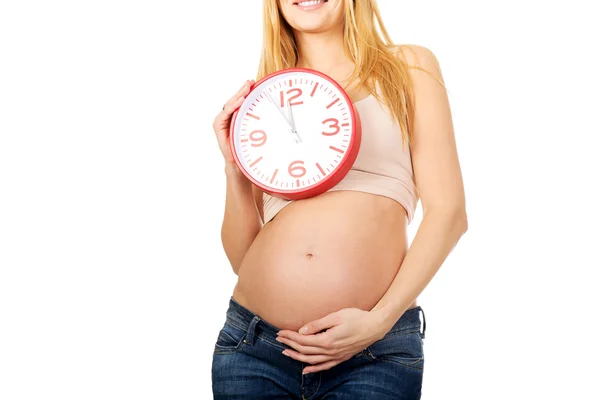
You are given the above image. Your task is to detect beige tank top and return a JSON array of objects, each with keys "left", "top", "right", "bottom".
[{"left": 262, "top": 91, "right": 419, "bottom": 224}]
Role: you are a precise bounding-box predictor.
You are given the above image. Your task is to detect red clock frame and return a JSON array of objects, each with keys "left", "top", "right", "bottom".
[{"left": 229, "top": 67, "right": 362, "bottom": 201}]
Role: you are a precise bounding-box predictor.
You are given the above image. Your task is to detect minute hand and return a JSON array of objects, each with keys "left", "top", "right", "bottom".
[{"left": 265, "top": 91, "right": 292, "bottom": 127}]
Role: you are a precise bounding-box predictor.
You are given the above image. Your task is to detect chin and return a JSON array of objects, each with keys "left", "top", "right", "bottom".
[{"left": 282, "top": 0, "right": 343, "bottom": 33}]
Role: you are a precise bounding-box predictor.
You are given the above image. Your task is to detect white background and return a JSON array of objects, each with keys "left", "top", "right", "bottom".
[{"left": 1, "top": 1, "right": 599, "bottom": 399}]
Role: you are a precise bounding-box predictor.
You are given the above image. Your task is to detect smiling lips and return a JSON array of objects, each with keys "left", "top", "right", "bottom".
[{"left": 294, "top": 0, "right": 327, "bottom": 10}]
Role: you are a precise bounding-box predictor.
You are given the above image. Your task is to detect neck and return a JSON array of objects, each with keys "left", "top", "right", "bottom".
[{"left": 294, "top": 29, "right": 353, "bottom": 81}]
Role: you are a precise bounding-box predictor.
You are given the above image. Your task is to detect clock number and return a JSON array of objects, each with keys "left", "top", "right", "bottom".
[
  {"left": 249, "top": 130, "right": 267, "bottom": 147},
  {"left": 321, "top": 118, "right": 340, "bottom": 136},
  {"left": 288, "top": 160, "right": 306, "bottom": 178},
  {"left": 280, "top": 88, "right": 304, "bottom": 107}
]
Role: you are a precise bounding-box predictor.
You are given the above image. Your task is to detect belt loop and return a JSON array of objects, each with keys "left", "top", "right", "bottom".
[
  {"left": 419, "top": 306, "right": 426, "bottom": 339},
  {"left": 245, "top": 315, "right": 261, "bottom": 346}
]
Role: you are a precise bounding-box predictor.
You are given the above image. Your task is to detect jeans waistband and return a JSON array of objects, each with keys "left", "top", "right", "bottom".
[
  {"left": 226, "top": 296, "right": 426, "bottom": 341},
  {"left": 226, "top": 296, "right": 283, "bottom": 339}
]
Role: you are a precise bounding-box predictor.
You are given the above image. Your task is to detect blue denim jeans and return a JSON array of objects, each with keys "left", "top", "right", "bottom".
[{"left": 212, "top": 297, "right": 426, "bottom": 399}]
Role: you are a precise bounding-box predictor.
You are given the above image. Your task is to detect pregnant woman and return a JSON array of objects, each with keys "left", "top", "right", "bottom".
[{"left": 211, "top": 0, "right": 467, "bottom": 398}]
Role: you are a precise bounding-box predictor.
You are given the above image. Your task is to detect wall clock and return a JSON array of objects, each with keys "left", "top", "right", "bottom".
[{"left": 230, "top": 68, "right": 362, "bottom": 200}]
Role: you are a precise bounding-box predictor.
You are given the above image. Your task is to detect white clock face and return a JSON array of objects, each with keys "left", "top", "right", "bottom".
[{"left": 231, "top": 70, "right": 359, "bottom": 193}]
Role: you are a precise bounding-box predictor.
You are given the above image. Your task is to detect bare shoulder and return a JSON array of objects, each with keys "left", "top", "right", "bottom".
[
  {"left": 392, "top": 44, "right": 440, "bottom": 67},
  {"left": 392, "top": 44, "right": 445, "bottom": 84}
]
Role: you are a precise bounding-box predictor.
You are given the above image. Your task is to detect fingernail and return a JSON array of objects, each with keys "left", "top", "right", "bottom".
[
  {"left": 282, "top": 350, "right": 289, "bottom": 356},
  {"left": 275, "top": 337, "right": 282, "bottom": 342}
]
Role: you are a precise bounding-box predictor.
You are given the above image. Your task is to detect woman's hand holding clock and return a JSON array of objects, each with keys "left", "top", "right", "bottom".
[{"left": 212, "top": 79, "right": 255, "bottom": 164}]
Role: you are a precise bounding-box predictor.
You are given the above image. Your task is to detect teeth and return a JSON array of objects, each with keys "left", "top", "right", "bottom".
[{"left": 297, "top": 0, "right": 323, "bottom": 6}]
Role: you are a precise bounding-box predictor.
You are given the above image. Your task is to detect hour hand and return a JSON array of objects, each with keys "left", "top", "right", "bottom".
[
  {"left": 286, "top": 99, "right": 296, "bottom": 131},
  {"left": 287, "top": 99, "right": 302, "bottom": 143}
]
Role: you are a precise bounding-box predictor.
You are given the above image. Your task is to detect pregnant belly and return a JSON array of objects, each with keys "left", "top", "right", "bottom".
[{"left": 232, "top": 191, "right": 411, "bottom": 331}]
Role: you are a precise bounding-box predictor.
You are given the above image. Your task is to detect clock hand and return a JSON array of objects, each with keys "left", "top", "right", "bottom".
[
  {"left": 287, "top": 99, "right": 303, "bottom": 144},
  {"left": 265, "top": 91, "right": 300, "bottom": 144},
  {"left": 286, "top": 99, "right": 296, "bottom": 131},
  {"left": 265, "top": 91, "right": 292, "bottom": 128}
]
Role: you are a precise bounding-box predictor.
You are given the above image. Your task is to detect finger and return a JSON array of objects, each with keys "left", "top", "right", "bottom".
[
  {"left": 213, "top": 79, "right": 255, "bottom": 129},
  {"left": 282, "top": 348, "right": 335, "bottom": 365},
  {"left": 235, "top": 79, "right": 254, "bottom": 97},
  {"left": 228, "top": 79, "right": 255, "bottom": 106},
  {"left": 298, "top": 312, "right": 341, "bottom": 335},
  {"left": 278, "top": 330, "right": 334, "bottom": 349},
  {"left": 303, "top": 358, "right": 346, "bottom": 374},
  {"left": 220, "top": 81, "right": 254, "bottom": 116},
  {"left": 213, "top": 97, "right": 243, "bottom": 132},
  {"left": 276, "top": 336, "right": 334, "bottom": 355},
  {"left": 222, "top": 94, "right": 246, "bottom": 115}
]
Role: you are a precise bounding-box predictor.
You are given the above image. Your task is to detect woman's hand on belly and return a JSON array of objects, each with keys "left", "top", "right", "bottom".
[{"left": 275, "top": 306, "right": 388, "bottom": 374}]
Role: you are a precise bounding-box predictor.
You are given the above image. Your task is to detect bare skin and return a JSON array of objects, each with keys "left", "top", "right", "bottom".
[
  {"left": 217, "top": 76, "right": 410, "bottom": 331},
  {"left": 213, "top": 0, "right": 467, "bottom": 373},
  {"left": 233, "top": 190, "right": 414, "bottom": 331},
  {"left": 218, "top": 72, "right": 415, "bottom": 331},
  {"left": 215, "top": 0, "right": 416, "bottom": 331}
]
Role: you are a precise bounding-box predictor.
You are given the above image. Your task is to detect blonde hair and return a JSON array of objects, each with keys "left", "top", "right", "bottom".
[{"left": 257, "top": 0, "right": 445, "bottom": 146}]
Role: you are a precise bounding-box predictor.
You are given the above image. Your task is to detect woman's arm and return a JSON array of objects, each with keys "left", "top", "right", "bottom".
[
  {"left": 370, "top": 44, "right": 468, "bottom": 325},
  {"left": 221, "top": 163, "right": 264, "bottom": 275},
  {"left": 272, "top": 45, "right": 466, "bottom": 374},
  {"left": 212, "top": 79, "right": 263, "bottom": 275}
]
